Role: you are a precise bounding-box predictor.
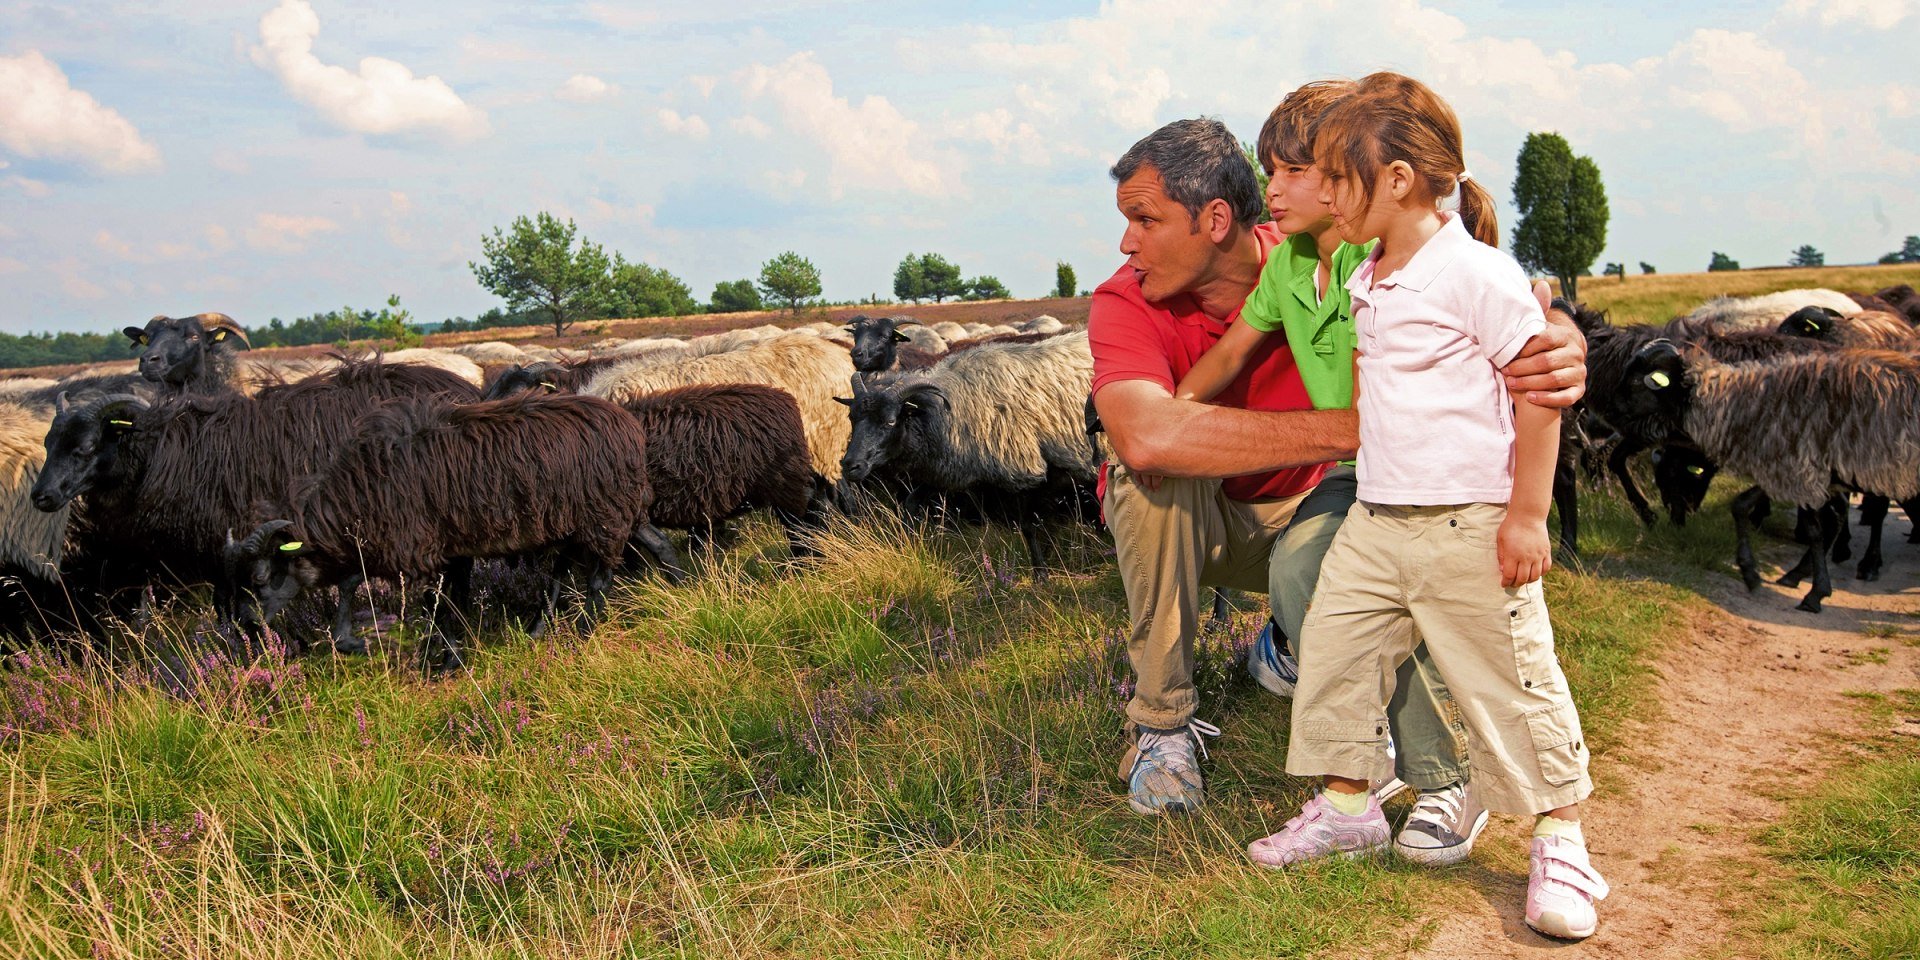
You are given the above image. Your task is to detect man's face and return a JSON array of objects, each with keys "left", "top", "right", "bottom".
[
  {"left": 1266, "top": 157, "right": 1335, "bottom": 237},
  {"left": 1116, "top": 166, "right": 1212, "bottom": 303}
]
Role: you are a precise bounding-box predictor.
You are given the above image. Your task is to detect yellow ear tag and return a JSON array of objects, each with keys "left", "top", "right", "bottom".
[
  {"left": 1649, "top": 371, "right": 1671, "bottom": 388},
  {"left": 278, "top": 541, "right": 303, "bottom": 552},
  {"left": 1686, "top": 465, "right": 1705, "bottom": 476},
  {"left": 108, "top": 419, "right": 133, "bottom": 427}
]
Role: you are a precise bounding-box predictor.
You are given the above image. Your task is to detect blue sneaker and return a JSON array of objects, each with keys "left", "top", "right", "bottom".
[
  {"left": 1121, "top": 719, "right": 1220, "bottom": 815},
  {"left": 1248, "top": 620, "right": 1298, "bottom": 698}
]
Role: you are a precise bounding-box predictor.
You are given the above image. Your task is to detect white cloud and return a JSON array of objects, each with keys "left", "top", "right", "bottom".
[
  {"left": 736, "top": 52, "right": 947, "bottom": 198},
  {"left": 251, "top": 0, "right": 489, "bottom": 140},
  {"left": 0, "top": 50, "right": 161, "bottom": 174},
  {"left": 51, "top": 258, "right": 106, "bottom": 301},
  {"left": 1782, "top": 0, "right": 1911, "bottom": 28},
  {"left": 656, "top": 108, "right": 711, "bottom": 140},
  {"left": 6, "top": 175, "right": 51, "bottom": 198},
  {"left": 765, "top": 167, "right": 807, "bottom": 188},
  {"left": 557, "top": 74, "right": 616, "bottom": 102},
  {"left": 244, "top": 212, "right": 340, "bottom": 253},
  {"left": 690, "top": 75, "right": 718, "bottom": 99},
  {"left": 204, "top": 224, "right": 233, "bottom": 254},
  {"left": 730, "top": 115, "right": 772, "bottom": 139}
]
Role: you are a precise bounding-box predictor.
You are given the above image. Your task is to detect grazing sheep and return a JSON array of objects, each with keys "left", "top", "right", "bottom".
[
  {"left": 586, "top": 333, "right": 857, "bottom": 483},
  {"left": 1777, "top": 306, "right": 1920, "bottom": 351},
  {"left": 1018, "top": 315, "right": 1066, "bottom": 335},
  {"left": 1671, "top": 288, "right": 1861, "bottom": 337},
  {"left": 226, "top": 392, "right": 678, "bottom": 673},
  {"left": 837, "top": 331, "right": 1101, "bottom": 569},
  {"left": 376, "top": 348, "right": 485, "bottom": 386},
  {"left": 1617, "top": 342, "right": 1920, "bottom": 611},
  {"left": 449, "top": 341, "right": 539, "bottom": 364},
  {"left": 0, "top": 379, "right": 57, "bottom": 402},
  {"left": 1872, "top": 284, "right": 1920, "bottom": 327},
  {"left": 488, "top": 364, "right": 825, "bottom": 557},
  {"left": 930, "top": 321, "right": 969, "bottom": 342}
]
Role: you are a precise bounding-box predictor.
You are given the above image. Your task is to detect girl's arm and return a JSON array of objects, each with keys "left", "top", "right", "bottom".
[
  {"left": 1498, "top": 398, "right": 1561, "bottom": 587},
  {"left": 1174, "top": 321, "right": 1270, "bottom": 401}
]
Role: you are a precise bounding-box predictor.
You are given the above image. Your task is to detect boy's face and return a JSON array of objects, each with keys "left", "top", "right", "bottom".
[{"left": 1264, "top": 155, "right": 1335, "bottom": 236}]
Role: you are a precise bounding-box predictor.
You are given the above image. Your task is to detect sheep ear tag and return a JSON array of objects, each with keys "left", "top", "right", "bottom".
[
  {"left": 211, "top": 329, "right": 229, "bottom": 342},
  {"left": 278, "top": 541, "right": 303, "bottom": 552},
  {"left": 1686, "top": 465, "right": 1706, "bottom": 476},
  {"left": 107, "top": 419, "right": 133, "bottom": 427},
  {"left": 1645, "top": 371, "right": 1672, "bottom": 389}
]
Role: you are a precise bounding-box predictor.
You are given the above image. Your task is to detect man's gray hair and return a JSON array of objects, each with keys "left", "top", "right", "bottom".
[{"left": 1110, "top": 118, "right": 1263, "bottom": 229}]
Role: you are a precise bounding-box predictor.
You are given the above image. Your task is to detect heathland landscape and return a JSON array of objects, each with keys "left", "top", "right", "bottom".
[{"left": 1, "top": 263, "right": 1917, "bottom": 957}]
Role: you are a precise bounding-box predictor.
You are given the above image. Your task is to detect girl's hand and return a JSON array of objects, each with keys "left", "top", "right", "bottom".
[{"left": 1497, "top": 514, "right": 1552, "bottom": 586}]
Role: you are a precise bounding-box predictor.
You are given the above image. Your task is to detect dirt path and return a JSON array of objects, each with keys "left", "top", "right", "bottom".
[{"left": 1410, "top": 529, "right": 1920, "bottom": 958}]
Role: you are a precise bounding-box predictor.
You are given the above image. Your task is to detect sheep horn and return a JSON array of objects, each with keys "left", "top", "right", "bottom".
[
  {"left": 193, "top": 312, "right": 251, "bottom": 348},
  {"left": 55, "top": 390, "right": 69, "bottom": 415},
  {"left": 849, "top": 372, "right": 868, "bottom": 397},
  {"left": 890, "top": 316, "right": 923, "bottom": 327},
  {"left": 92, "top": 393, "right": 150, "bottom": 422},
  {"left": 238, "top": 519, "right": 296, "bottom": 558}
]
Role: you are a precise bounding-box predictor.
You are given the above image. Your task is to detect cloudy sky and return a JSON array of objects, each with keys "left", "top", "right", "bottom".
[{"left": 1, "top": 0, "right": 1914, "bottom": 334}]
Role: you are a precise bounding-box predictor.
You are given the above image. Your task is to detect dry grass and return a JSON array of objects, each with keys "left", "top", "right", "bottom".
[{"left": 1562, "top": 263, "right": 1920, "bottom": 326}]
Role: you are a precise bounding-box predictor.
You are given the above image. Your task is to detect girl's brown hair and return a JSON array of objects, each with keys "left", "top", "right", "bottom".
[{"left": 1310, "top": 72, "right": 1498, "bottom": 246}]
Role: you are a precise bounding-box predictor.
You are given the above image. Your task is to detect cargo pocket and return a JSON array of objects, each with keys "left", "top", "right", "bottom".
[
  {"left": 1299, "top": 719, "right": 1390, "bottom": 743},
  {"left": 1507, "top": 583, "right": 1559, "bottom": 693},
  {"left": 1523, "top": 700, "right": 1587, "bottom": 787}
]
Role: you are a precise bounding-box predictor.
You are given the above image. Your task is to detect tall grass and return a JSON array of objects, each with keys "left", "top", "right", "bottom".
[{"left": 1565, "top": 262, "right": 1920, "bottom": 326}]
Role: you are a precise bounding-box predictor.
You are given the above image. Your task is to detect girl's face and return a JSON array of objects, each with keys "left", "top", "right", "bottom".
[
  {"left": 1317, "top": 160, "right": 1411, "bottom": 244},
  {"left": 1265, "top": 158, "right": 1335, "bottom": 237}
]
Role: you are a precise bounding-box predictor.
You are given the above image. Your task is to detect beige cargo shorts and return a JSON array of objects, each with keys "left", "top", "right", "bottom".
[{"left": 1284, "top": 500, "right": 1593, "bottom": 815}]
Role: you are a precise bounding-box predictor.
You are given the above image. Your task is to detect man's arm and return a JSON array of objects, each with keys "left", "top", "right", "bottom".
[
  {"left": 1095, "top": 379, "right": 1357, "bottom": 479},
  {"left": 1501, "top": 281, "right": 1587, "bottom": 407}
]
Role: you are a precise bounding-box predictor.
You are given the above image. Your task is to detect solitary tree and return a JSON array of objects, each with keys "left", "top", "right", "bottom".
[
  {"left": 1054, "top": 261, "right": 1077, "bottom": 299},
  {"left": 1789, "top": 245, "right": 1825, "bottom": 268},
  {"left": 1639, "top": 261, "right": 1657, "bottom": 275},
  {"left": 893, "top": 253, "right": 927, "bottom": 303},
  {"left": 709, "top": 279, "right": 762, "bottom": 313},
  {"left": 1510, "top": 132, "right": 1609, "bottom": 300},
  {"left": 758, "top": 251, "right": 822, "bottom": 313},
  {"left": 918, "top": 253, "right": 964, "bottom": 303},
  {"left": 470, "top": 212, "right": 612, "bottom": 336},
  {"left": 1878, "top": 235, "right": 1920, "bottom": 264},
  {"left": 1602, "top": 262, "right": 1625, "bottom": 279},
  {"left": 1708, "top": 251, "right": 1740, "bottom": 272},
  {"left": 962, "top": 276, "right": 1011, "bottom": 301},
  {"left": 605, "top": 254, "right": 696, "bottom": 318}
]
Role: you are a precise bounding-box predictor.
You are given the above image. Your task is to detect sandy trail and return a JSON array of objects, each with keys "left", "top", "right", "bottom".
[{"left": 1408, "top": 523, "right": 1920, "bottom": 959}]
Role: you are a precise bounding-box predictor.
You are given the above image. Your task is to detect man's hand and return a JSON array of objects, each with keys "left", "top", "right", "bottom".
[{"left": 1501, "top": 281, "right": 1587, "bottom": 408}]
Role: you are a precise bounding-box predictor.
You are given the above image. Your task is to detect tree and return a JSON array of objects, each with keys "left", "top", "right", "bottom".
[
  {"left": 1602, "top": 262, "right": 1625, "bottom": 279},
  {"left": 470, "top": 212, "right": 612, "bottom": 336},
  {"left": 1708, "top": 251, "right": 1740, "bottom": 272},
  {"left": 1639, "top": 261, "right": 1657, "bottom": 275},
  {"left": 917, "top": 253, "right": 964, "bottom": 303},
  {"left": 1878, "top": 235, "right": 1920, "bottom": 264},
  {"left": 604, "top": 255, "right": 696, "bottom": 318},
  {"left": 961, "top": 275, "right": 1011, "bottom": 301},
  {"left": 1240, "top": 140, "right": 1271, "bottom": 224},
  {"left": 709, "top": 279, "right": 762, "bottom": 313},
  {"left": 1789, "top": 245, "right": 1825, "bottom": 268},
  {"left": 1510, "top": 132, "right": 1609, "bottom": 300},
  {"left": 758, "top": 251, "right": 822, "bottom": 312},
  {"left": 893, "top": 253, "right": 927, "bottom": 303},
  {"left": 1054, "top": 261, "right": 1077, "bottom": 299}
]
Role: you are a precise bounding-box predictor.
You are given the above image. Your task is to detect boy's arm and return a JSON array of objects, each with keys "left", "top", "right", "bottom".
[
  {"left": 1174, "top": 322, "right": 1268, "bottom": 401},
  {"left": 1499, "top": 399, "right": 1561, "bottom": 586}
]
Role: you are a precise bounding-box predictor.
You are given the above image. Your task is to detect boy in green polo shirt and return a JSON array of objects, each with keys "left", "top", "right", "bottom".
[{"left": 1177, "top": 80, "right": 1483, "bottom": 867}]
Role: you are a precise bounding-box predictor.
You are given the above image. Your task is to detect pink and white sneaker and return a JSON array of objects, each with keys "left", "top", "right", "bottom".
[
  {"left": 1525, "top": 835, "right": 1610, "bottom": 940},
  {"left": 1247, "top": 792, "right": 1390, "bottom": 868}
]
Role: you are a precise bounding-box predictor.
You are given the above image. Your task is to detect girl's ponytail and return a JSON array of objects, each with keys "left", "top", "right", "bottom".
[{"left": 1457, "top": 176, "right": 1498, "bottom": 247}]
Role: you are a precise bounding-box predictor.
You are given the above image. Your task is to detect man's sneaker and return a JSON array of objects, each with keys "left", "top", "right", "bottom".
[
  {"left": 1393, "top": 782, "right": 1489, "bottom": 866},
  {"left": 1526, "top": 834, "right": 1609, "bottom": 940},
  {"left": 1247, "top": 791, "right": 1391, "bottom": 868},
  {"left": 1120, "top": 719, "right": 1220, "bottom": 815},
  {"left": 1247, "top": 620, "right": 1298, "bottom": 698}
]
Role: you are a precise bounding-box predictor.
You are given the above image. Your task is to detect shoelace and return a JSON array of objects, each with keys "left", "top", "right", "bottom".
[
  {"left": 1136, "top": 719, "right": 1222, "bottom": 772},
  {"left": 1407, "top": 785, "right": 1464, "bottom": 828}
]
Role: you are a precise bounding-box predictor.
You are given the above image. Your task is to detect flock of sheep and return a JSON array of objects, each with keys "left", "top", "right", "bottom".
[
  {"left": 0, "top": 310, "right": 1092, "bottom": 672},
  {"left": 2, "top": 280, "right": 1916, "bottom": 673}
]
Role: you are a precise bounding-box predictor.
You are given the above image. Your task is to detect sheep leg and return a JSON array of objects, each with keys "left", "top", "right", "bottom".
[
  {"left": 1795, "top": 501, "right": 1841, "bottom": 613},
  {"left": 527, "top": 554, "right": 568, "bottom": 639},
  {"left": 1019, "top": 493, "right": 1052, "bottom": 577},
  {"left": 1731, "top": 485, "right": 1767, "bottom": 592},
  {"left": 1856, "top": 494, "right": 1888, "bottom": 582},
  {"left": 1205, "top": 589, "right": 1232, "bottom": 633},
  {"left": 632, "top": 523, "right": 688, "bottom": 585},
  {"left": 1792, "top": 506, "right": 1817, "bottom": 545},
  {"left": 1553, "top": 449, "right": 1579, "bottom": 556},
  {"left": 424, "top": 557, "right": 475, "bottom": 677},
  {"left": 574, "top": 557, "right": 614, "bottom": 632},
  {"left": 1826, "top": 494, "right": 1853, "bottom": 564},
  {"left": 1607, "top": 438, "right": 1656, "bottom": 527},
  {"left": 1902, "top": 497, "right": 1920, "bottom": 544},
  {"left": 331, "top": 574, "right": 367, "bottom": 655}
]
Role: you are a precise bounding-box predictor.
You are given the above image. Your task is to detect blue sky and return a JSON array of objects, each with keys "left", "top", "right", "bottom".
[{"left": 1, "top": 0, "right": 1915, "bottom": 334}]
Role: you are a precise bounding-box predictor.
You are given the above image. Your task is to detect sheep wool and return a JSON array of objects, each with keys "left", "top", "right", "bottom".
[
  {"left": 0, "top": 402, "right": 66, "bottom": 581},
  {"left": 917, "top": 329, "right": 1100, "bottom": 489}
]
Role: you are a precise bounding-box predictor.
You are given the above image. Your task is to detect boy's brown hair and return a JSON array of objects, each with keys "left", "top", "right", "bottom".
[
  {"left": 1254, "top": 79, "right": 1354, "bottom": 174},
  {"left": 1310, "top": 71, "right": 1499, "bottom": 246}
]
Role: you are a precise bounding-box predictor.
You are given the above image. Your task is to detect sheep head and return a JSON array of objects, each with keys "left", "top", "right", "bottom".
[
  {"left": 1777, "top": 305, "right": 1844, "bottom": 341},
  {"left": 836, "top": 373, "right": 947, "bottom": 482},
  {"left": 1612, "top": 339, "right": 1691, "bottom": 443},
  {"left": 845, "top": 314, "right": 917, "bottom": 373},
  {"left": 481, "top": 361, "right": 564, "bottom": 400},
  {"left": 219, "top": 518, "right": 314, "bottom": 635},
  {"left": 127, "top": 313, "right": 250, "bottom": 387},
  {"left": 31, "top": 392, "right": 151, "bottom": 511}
]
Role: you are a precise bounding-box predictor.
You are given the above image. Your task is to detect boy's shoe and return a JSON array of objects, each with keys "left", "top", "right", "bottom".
[
  {"left": 1394, "top": 782, "right": 1489, "bottom": 866},
  {"left": 1247, "top": 620, "right": 1298, "bottom": 698},
  {"left": 1120, "top": 719, "right": 1220, "bottom": 815},
  {"left": 1246, "top": 791, "right": 1391, "bottom": 867},
  {"left": 1525, "top": 835, "right": 1610, "bottom": 940}
]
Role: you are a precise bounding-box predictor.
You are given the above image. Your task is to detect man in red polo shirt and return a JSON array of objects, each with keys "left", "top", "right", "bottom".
[{"left": 1093, "top": 119, "right": 1588, "bottom": 815}]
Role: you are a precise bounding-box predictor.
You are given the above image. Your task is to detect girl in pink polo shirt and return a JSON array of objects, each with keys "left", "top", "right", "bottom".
[{"left": 1243, "top": 72, "right": 1609, "bottom": 941}]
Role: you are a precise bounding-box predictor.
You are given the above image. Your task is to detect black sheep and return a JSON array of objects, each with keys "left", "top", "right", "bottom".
[
  {"left": 125, "top": 313, "right": 250, "bottom": 394},
  {"left": 228, "top": 392, "right": 682, "bottom": 674}
]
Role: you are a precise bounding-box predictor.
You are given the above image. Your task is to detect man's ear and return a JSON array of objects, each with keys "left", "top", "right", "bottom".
[{"left": 1204, "top": 197, "right": 1234, "bottom": 243}]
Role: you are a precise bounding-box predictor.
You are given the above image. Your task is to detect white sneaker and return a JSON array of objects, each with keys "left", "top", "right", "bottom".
[
  {"left": 1247, "top": 620, "right": 1297, "bottom": 698},
  {"left": 1526, "top": 834, "right": 1609, "bottom": 940},
  {"left": 1393, "top": 782, "right": 1489, "bottom": 866}
]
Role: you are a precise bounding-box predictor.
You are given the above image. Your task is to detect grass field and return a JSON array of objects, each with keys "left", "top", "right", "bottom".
[{"left": 2, "top": 264, "right": 1916, "bottom": 957}]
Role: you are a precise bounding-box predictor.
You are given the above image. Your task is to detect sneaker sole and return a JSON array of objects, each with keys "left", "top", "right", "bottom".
[
  {"left": 1248, "top": 839, "right": 1389, "bottom": 869},
  {"left": 1129, "top": 796, "right": 1198, "bottom": 816},
  {"left": 1247, "top": 656, "right": 1296, "bottom": 699},
  {"left": 1394, "top": 808, "right": 1490, "bottom": 867},
  {"left": 1525, "top": 909, "right": 1597, "bottom": 941}
]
